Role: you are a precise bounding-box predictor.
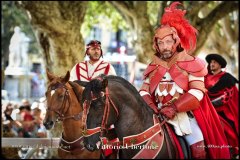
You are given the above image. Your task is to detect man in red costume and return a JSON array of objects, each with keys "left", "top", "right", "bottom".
[
  {"left": 139, "top": 2, "right": 230, "bottom": 159},
  {"left": 205, "top": 53, "right": 239, "bottom": 158},
  {"left": 70, "top": 40, "right": 116, "bottom": 81}
]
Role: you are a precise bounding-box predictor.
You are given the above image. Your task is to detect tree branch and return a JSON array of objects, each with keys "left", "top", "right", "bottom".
[
  {"left": 195, "top": 1, "right": 239, "bottom": 54},
  {"left": 107, "top": 1, "right": 135, "bottom": 29},
  {"left": 108, "top": 1, "right": 136, "bottom": 18},
  {"left": 155, "top": 1, "right": 168, "bottom": 27},
  {"left": 186, "top": 1, "right": 210, "bottom": 19},
  {"left": 199, "top": 1, "right": 238, "bottom": 31},
  {"left": 221, "top": 15, "right": 235, "bottom": 44}
]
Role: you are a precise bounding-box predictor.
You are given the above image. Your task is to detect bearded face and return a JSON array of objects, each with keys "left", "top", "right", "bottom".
[
  {"left": 156, "top": 35, "right": 175, "bottom": 60},
  {"left": 209, "top": 60, "right": 221, "bottom": 73},
  {"left": 87, "top": 47, "right": 102, "bottom": 61},
  {"left": 160, "top": 49, "right": 174, "bottom": 60}
]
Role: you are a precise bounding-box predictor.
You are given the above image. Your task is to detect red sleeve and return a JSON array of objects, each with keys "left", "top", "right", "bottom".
[
  {"left": 76, "top": 63, "right": 81, "bottom": 80},
  {"left": 104, "top": 63, "right": 110, "bottom": 75}
]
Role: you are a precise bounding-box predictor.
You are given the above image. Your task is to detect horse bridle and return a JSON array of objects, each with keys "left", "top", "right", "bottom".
[
  {"left": 46, "top": 83, "right": 82, "bottom": 122},
  {"left": 81, "top": 87, "right": 119, "bottom": 138}
]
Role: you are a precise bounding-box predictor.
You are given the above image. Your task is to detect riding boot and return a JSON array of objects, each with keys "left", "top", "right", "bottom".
[{"left": 190, "top": 140, "right": 207, "bottom": 159}]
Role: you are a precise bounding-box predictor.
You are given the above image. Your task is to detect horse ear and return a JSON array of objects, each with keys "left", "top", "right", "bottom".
[
  {"left": 46, "top": 69, "right": 55, "bottom": 81},
  {"left": 102, "top": 77, "right": 108, "bottom": 89},
  {"left": 74, "top": 80, "right": 88, "bottom": 87},
  {"left": 62, "top": 71, "right": 70, "bottom": 83}
]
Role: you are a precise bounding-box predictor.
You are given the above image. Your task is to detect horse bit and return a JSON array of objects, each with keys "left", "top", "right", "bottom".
[{"left": 46, "top": 83, "right": 82, "bottom": 122}]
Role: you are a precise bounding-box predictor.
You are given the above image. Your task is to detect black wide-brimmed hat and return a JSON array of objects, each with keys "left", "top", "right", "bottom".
[{"left": 205, "top": 53, "right": 227, "bottom": 68}]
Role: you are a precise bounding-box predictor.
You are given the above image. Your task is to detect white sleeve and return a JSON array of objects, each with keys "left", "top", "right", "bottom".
[
  {"left": 189, "top": 74, "right": 204, "bottom": 82},
  {"left": 188, "top": 89, "right": 204, "bottom": 101},
  {"left": 188, "top": 74, "right": 204, "bottom": 101},
  {"left": 108, "top": 64, "right": 117, "bottom": 76},
  {"left": 69, "top": 64, "right": 78, "bottom": 81}
]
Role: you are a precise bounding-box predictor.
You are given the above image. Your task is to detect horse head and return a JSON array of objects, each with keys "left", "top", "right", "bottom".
[
  {"left": 76, "top": 74, "right": 118, "bottom": 152},
  {"left": 43, "top": 70, "right": 83, "bottom": 130}
]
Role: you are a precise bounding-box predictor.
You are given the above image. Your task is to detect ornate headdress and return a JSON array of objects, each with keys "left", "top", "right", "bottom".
[{"left": 153, "top": 2, "right": 198, "bottom": 54}]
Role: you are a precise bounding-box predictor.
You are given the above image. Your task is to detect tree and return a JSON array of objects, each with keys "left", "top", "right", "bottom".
[
  {"left": 207, "top": 11, "right": 239, "bottom": 77},
  {"left": 108, "top": 1, "right": 238, "bottom": 64},
  {"left": 108, "top": 1, "right": 154, "bottom": 63},
  {"left": 15, "top": 1, "right": 238, "bottom": 72},
  {"left": 17, "top": 1, "right": 88, "bottom": 75}
]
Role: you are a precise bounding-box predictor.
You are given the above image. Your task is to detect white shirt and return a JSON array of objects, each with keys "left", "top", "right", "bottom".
[{"left": 70, "top": 59, "right": 116, "bottom": 81}]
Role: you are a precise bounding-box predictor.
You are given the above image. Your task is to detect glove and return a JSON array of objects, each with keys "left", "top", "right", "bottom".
[
  {"left": 159, "top": 104, "right": 177, "bottom": 120},
  {"left": 142, "top": 94, "right": 159, "bottom": 114}
]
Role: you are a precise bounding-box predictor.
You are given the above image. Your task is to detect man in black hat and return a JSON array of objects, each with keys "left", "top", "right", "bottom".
[
  {"left": 204, "top": 53, "right": 239, "bottom": 158},
  {"left": 70, "top": 40, "right": 116, "bottom": 81}
]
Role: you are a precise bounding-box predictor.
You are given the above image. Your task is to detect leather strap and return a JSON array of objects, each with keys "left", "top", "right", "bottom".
[
  {"left": 132, "top": 130, "right": 164, "bottom": 159},
  {"left": 59, "top": 134, "right": 84, "bottom": 152}
]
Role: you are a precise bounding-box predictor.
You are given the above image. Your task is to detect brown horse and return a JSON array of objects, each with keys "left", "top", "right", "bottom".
[
  {"left": 77, "top": 74, "right": 190, "bottom": 159},
  {"left": 43, "top": 71, "right": 101, "bottom": 159}
]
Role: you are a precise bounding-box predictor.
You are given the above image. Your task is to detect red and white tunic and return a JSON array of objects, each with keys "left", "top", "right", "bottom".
[{"left": 70, "top": 60, "right": 116, "bottom": 81}]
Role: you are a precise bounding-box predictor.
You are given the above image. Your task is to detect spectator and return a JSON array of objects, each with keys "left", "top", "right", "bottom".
[
  {"left": 31, "top": 102, "right": 46, "bottom": 138},
  {"left": 204, "top": 53, "right": 239, "bottom": 157}
]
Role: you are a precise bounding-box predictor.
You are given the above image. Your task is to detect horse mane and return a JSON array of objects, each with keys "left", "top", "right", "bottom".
[
  {"left": 107, "top": 75, "right": 140, "bottom": 96},
  {"left": 106, "top": 75, "right": 153, "bottom": 113},
  {"left": 68, "top": 81, "right": 83, "bottom": 104}
]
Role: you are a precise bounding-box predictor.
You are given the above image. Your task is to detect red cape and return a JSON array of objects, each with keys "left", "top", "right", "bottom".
[
  {"left": 193, "top": 94, "right": 230, "bottom": 159},
  {"left": 205, "top": 72, "right": 239, "bottom": 156},
  {"left": 226, "top": 86, "right": 239, "bottom": 134}
]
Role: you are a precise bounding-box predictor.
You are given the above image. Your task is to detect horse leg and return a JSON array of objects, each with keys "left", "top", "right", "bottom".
[{"left": 190, "top": 140, "right": 207, "bottom": 159}]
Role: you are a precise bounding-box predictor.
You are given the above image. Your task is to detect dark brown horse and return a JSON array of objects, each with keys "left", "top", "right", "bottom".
[
  {"left": 43, "top": 71, "right": 101, "bottom": 159},
  {"left": 77, "top": 74, "right": 188, "bottom": 159}
]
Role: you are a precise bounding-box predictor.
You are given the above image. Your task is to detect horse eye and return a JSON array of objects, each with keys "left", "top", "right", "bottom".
[{"left": 59, "top": 94, "right": 64, "bottom": 98}]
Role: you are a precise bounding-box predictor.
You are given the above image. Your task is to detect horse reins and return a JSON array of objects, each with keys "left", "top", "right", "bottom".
[
  {"left": 82, "top": 87, "right": 119, "bottom": 137},
  {"left": 47, "top": 83, "right": 82, "bottom": 122}
]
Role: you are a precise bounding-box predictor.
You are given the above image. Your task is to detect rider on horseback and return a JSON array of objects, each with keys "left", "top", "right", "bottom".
[
  {"left": 139, "top": 2, "right": 230, "bottom": 159},
  {"left": 69, "top": 40, "right": 117, "bottom": 158},
  {"left": 70, "top": 40, "right": 116, "bottom": 81}
]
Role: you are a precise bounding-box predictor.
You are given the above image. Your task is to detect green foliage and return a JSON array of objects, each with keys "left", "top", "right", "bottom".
[
  {"left": 81, "top": 1, "right": 127, "bottom": 39},
  {"left": 147, "top": 1, "right": 161, "bottom": 27}
]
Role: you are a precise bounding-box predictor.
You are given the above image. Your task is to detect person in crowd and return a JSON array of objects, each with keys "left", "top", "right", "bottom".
[
  {"left": 31, "top": 102, "right": 47, "bottom": 138},
  {"left": 204, "top": 53, "right": 239, "bottom": 158}
]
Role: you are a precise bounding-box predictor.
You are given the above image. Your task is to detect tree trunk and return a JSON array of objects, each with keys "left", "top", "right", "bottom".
[
  {"left": 17, "top": 1, "right": 88, "bottom": 75},
  {"left": 131, "top": 2, "right": 155, "bottom": 63},
  {"left": 193, "top": 1, "right": 238, "bottom": 55},
  {"left": 109, "top": 1, "right": 155, "bottom": 64},
  {"left": 17, "top": 1, "right": 88, "bottom": 158}
]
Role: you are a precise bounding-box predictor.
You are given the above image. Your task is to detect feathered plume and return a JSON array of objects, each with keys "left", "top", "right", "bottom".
[{"left": 161, "top": 2, "right": 198, "bottom": 52}]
